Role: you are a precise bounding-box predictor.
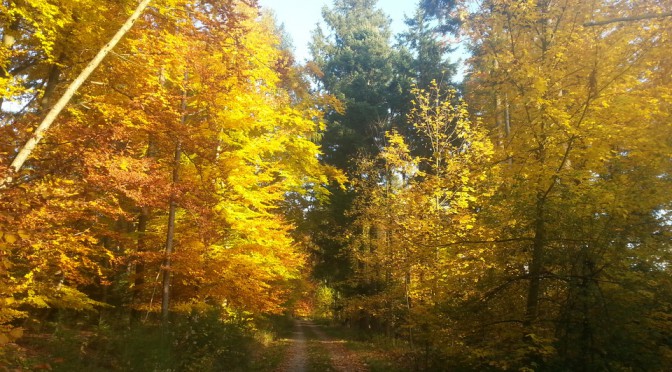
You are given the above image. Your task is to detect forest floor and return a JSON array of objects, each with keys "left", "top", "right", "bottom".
[{"left": 276, "top": 319, "right": 368, "bottom": 372}]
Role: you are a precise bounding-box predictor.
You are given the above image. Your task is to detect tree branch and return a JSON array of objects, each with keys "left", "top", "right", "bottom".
[
  {"left": 584, "top": 11, "right": 672, "bottom": 27},
  {"left": 0, "top": 0, "right": 153, "bottom": 189},
  {"left": 439, "top": 237, "right": 535, "bottom": 247}
]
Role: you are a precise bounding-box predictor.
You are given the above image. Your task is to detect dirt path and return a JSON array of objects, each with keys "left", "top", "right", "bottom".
[
  {"left": 305, "top": 322, "right": 368, "bottom": 372},
  {"left": 278, "top": 320, "right": 308, "bottom": 372},
  {"left": 278, "top": 319, "right": 367, "bottom": 372}
]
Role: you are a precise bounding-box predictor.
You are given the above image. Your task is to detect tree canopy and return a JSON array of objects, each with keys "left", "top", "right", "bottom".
[{"left": 1, "top": 0, "right": 671, "bottom": 370}]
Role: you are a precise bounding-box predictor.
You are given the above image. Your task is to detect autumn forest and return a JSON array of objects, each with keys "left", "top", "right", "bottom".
[{"left": 1, "top": 0, "right": 671, "bottom": 370}]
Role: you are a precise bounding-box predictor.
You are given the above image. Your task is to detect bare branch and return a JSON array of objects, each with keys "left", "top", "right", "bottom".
[{"left": 584, "top": 11, "right": 672, "bottom": 27}]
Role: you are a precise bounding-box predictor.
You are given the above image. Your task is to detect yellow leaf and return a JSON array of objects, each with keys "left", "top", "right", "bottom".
[
  {"left": 4, "top": 234, "right": 17, "bottom": 244},
  {"left": 18, "top": 230, "right": 29, "bottom": 240},
  {"left": 119, "top": 158, "right": 129, "bottom": 171}
]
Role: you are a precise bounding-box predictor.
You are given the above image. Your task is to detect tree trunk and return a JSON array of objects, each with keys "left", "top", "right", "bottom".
[
  {"left": 39, "top": 59, "right": 62, "bottom": 112},
  {"left": 161, "top": 160, "right": 178, "bottom": 323},
  {"left": 525, "top": 195, "right": 546, "bottom": 327},
  {"left": 161, "top": 82, "right": 187, "bottom": 323},
  {"left": 0, "top": 0, "right": 153, "bottom": 189},
  {"left": 131, "top": 206, "right": 149, "bottom": 326}
]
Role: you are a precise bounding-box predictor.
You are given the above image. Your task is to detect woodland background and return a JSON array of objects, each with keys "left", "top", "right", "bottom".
[{"left": 1, "top": 0, "right": 671, "bottom": 370}]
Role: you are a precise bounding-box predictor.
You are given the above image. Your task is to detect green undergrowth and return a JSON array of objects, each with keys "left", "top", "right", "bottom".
[
  {"left": 3, "top": 311, "right": 296, "bottom": 371},
  {"left": 247, "top": 315, "right": 295, "bottom": 371}
]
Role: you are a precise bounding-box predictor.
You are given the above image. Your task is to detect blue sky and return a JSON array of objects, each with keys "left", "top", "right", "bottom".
[{"left": 258, "top": 0, "right": 420, "bottom": 62}]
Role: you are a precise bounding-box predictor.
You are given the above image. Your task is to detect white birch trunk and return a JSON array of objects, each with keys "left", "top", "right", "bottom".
[{"left": 0, "top": 0, "right": 153, "bottom": 188}]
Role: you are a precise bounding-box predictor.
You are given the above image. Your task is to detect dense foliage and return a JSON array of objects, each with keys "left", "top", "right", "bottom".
[
  {"left": 0, "top": 0, "right": 336, "bottom": 364},
  {"left": 1, "top": 0, "right": 671, "bottom": 370},
  {"left": 308, "top": 0, "right": 672, "bottom": 370}
]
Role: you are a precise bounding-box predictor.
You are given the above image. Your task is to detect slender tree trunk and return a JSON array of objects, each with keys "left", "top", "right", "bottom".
[
  {"left": 521, "top": 194, "right": 547, "bottom": 370},
  {"left": 132, "top": 134, "right": 157, "bottom": 325},
  {"left": 579, "top": 246, "right": 595, "bottom": 371},
  {"left": 504, "top": 93, "right": 511, "bottom": 138},
  {"left": 131, "top": 206, "right": 149, "bottom": 325},
  {"left": 0, "top": 0, "right": 153, "bottom": 189},
  {"left": 161, "top": 149, "right": 179, "bottom": 323},
  {"left": 525, "top": 195, "right": 546, "bottom": 326},
  {"left": 39, "top": 59, "right": 62, "bottom": 112},
  {"left": 405, "top": 270, "right": 413, "bottom": 347},
  {"left": 161, "top": 82, "right": 187, "bottom": 323}
]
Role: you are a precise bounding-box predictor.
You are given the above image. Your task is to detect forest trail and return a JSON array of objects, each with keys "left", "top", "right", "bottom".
[
  {"left": 305, "top": 321, "right": 368, "bottom": 372},
  {"left": 278, "top": 320, "right": 368, "bottom": 372},
  {"left": 278, "top": 320, "right": 308, "bottom": 372}
]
